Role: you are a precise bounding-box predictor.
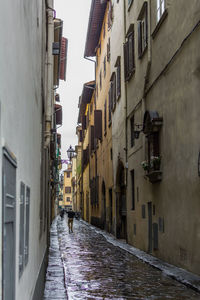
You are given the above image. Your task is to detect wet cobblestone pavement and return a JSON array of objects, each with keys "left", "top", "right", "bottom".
[{"left": 44, "top": 216, "right": 200, "bottom": 300}]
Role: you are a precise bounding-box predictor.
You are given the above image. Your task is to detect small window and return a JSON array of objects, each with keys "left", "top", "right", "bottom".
[
  {"left": 108, "top": 84, "right": 112, "bottom": 126},
  {"left": 65, "top": 187, "right": 71, "bottom": 194},
  {"left": 67, "top": 172, "right": 70, "bottom": 178},
  {"left": 138, "top": 2, "right": 148, "bottom": 58},
  {"left": 103, "top": 22, "right": 106, "bottom": 38},
  {"left": 157, "top": 0, "right": 165, "bottom": 23},
  {"left": 66, "top": 197, "right": 70, "bottom": 202}
]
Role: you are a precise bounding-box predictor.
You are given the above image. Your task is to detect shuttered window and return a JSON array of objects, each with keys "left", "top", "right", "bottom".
[
  {"left": 112, "top": 73, "right": 116, "bottom": 110},
  {"left": 138, "top": 2, "right": 148, "bottom": 58},
  {"left": 104, "top": 56, "right": 106, "bottom": 77},
  {"left": 108, "top": 85, "right": 112, "bottom": 126},
  {"left": 107, "top": 38, "right": 111, "bottom": 62},
  {"left": 89, "top": 125, "right": 94, "bottom": 153},
  {"left": 104, "top": 99, "right": 107, "bottom": 135},
  {"left": 99, "top": 71, "right": 102, "bottom": 90},
  {"left": 94, "top": 110, "right": 102, "bottom": 140},
  {"left": 131, "top": 170, "right": 135, "bottom": 210},
  {"left": 124, "top": 26, "right": 135, "bottom": 81},
  {"left": 82, "top": 115, "right": 86, "bottom": 130},
  {"left": 115, "top": 57, "right": 121, "bottom": 99}
]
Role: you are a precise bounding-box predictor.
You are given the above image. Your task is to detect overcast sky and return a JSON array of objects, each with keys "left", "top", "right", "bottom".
[{"left": 55, "top": 0, "right": 94, "bottom": 162}]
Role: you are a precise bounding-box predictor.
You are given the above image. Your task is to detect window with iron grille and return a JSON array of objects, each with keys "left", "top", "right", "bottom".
[
  {"left": 130, "top": 115, "right": 135, "bottom": 147},
  {"left": 124, "top": 26, "right": 135, "bottom": 81},
  {"left": 138, "top": 2, "right": 148, "bottom": 58}
]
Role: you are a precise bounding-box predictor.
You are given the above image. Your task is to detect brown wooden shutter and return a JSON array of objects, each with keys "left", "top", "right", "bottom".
[
  {"left": 116, "top": 59, "right": 121, "bottom": 98},
  {"left": 82, "top": 115, "right": 86, "bottom": 130},
  {"left": 79, "top": 130, "right": 83, "bottom": 142},
  {"left": 128, "top": 32, "right": 135, "bottom": 72},
  {"left": 89, "top": 126, "right": 94, "bottom": 153},
  {"left": 123, "top": 42, "right": 129, "bottom": 81},
  {"left": 94, "top": 110, "right": 102, "bottom": 140}
]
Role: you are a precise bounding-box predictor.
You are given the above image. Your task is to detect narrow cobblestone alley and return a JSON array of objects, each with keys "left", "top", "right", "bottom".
[{"left": 44, "top": 217, "right": 200, "bottom": 300}]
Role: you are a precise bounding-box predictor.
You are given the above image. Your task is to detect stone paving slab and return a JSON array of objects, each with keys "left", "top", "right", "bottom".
[{"left": 82, "top": 220, "right": 200, "bottom": 293}]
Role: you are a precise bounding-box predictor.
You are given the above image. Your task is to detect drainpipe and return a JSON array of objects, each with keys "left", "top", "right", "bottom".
[
  {"left": 45, "top": 0, "right": 54, "bottom": 148},
  {"left": 142, "top": 0, "right": 152, "bottom": 156},
  {"left": 123, "top": 0, "right": 127, "bottom": 178}
]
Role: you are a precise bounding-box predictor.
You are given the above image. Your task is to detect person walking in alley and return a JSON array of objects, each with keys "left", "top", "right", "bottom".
[
  {"left": 60, "top": 208, "right": 65, "bottom": 220},
  {"left": 67, "top": 208, "right": 75, "bottom": 233}
]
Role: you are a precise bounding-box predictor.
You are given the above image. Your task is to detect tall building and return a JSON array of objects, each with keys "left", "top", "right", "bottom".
[{"left": 0, "top": 0, "right": 67, "bottom": 299}]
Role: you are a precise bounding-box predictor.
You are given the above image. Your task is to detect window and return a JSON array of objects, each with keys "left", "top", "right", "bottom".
[
  {"left": 115, "top": 57, "right": 121, "bottom": 99},
  {"left": 124, "top": 26, "right": 135, "bottom": 81},
  {"left": 138, "top": 2, "right": 148, "bottom": 58},
  {"left": 157, "top": 0, "right": 165, "bottom": 23},
  {"left": 103, "top": 22, "right": 106, "bottom": 38},
  {"left": 110, "top": 72, "right": 116, "bottom": 110},
  {"left": 108, "top": 1, "right": 113, "bottom": 29},
  {"left": 104, "top": 99, "right": 107, "bottom": 135},
  {"left": 108, "top": 84, "right": 112, "bottom": 126},
  {"left": 66, "top": 197, "right": 70, "bottom": 202},
  {"left": 103, "top": 56, "right": 106, "bottom": 77},
  {"left": 131, "top": 170, "right": 135, "bottom": 210},
  {"left": 67, "top": 172, "right": 70, "bottom": 178},
  {"left": 24, "top": 187, "right": 30, "bottom": 266},
  {"left": 130, "top": 115, "right": 135, "bottom": 147},
  {"left": 107, "top": 38, "right": 111, "bottom": 62},
  {"left": 99, "top": 70, "right": 102, "bottom": 90},
  {"left": 65, "top": 187, "right": 71, "bottom": 193}
]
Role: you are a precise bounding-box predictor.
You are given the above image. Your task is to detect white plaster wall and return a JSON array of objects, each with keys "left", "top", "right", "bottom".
[
  {"left": 0, "top": 100, "right": 2, "bottom": 300},
  {"left": 0, "top": 0, "right": 47, "bottom": 299},
  {"left": 110, "top": 0, "right": 126, "bottom": 184}
]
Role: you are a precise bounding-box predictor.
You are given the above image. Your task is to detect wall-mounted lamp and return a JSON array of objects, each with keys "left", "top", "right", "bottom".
[{"left": 134, "top": 124, "right": 143, "bottom": 139}]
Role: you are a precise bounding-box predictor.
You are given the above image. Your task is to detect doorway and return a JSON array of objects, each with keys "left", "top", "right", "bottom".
[{"left": 148, "top": 202, "right": 153, "bottom": 253}]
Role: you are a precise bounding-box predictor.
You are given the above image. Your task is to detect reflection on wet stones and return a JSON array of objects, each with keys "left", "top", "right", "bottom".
[
  {"left": 59, "top": 218, "right": 200, "bottom": 300},
  {"left": 44, "top": 217, "right": 200, "bottom": 300}
]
